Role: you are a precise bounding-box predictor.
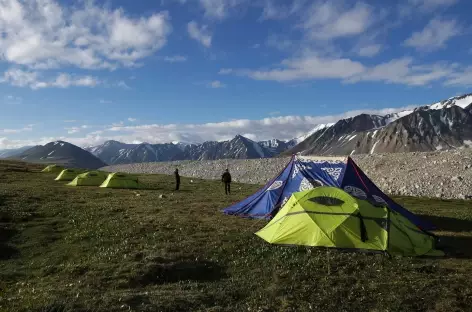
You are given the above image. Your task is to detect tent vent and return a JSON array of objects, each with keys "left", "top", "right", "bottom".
[
  {"left": 367, "top": 197, "right": 386, "bottom": 207},
  {"left": 309, "top": 196, "right": 345, "bottom": 206}
]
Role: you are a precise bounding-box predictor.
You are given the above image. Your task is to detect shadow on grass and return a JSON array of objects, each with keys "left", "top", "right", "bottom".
[
  {"left": 0, "top": 194, "right": 8, "bottom": 207},
  {"left": 0, "top": 227, "right": 18, "bottom": 260},
  {"left": 129, "top": 257, "right": 227, "bottom": 287},
  {"left": 438, "top": 235, "right": 472, "bottom": 259},
  {"left": 418, "top": 215, "right": 472, "bottom": 232},
  {"left": 416, "top": 215, "right": 472, "bottom": 259},
  {"left": 0, "top": 244, "right": 18, "bottom": 260}
]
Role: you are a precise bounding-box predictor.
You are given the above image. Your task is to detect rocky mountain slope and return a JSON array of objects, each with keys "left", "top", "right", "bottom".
[
  {"left": 87, "top": 135, "right": 296, "bottom": 165},
  {"left": 86, "top": 140, "right": 184, "bottom": 164},
  {"left": 0, "top": 146, "right": 33, "bottom": 158},
  {"left": 288, "top": 93, "right": 472, "bottom": 156},
  {"left": 101, "top": 149, "right": 472, "bottom": 200},
  {"left": 11, "top": 141, "right": 106, "bottom": 169}
]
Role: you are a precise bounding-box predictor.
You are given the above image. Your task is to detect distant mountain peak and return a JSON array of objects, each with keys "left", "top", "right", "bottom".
[
  {"left": 286, "top": 92, "right": 472, "bottom": 156},
  {"left": 10, "top": 141, "right": 106, "bottom": 169}
]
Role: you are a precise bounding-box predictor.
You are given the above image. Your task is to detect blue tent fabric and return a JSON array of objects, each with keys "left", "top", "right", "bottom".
[
  {"left": 341, "top": 157, "right": 434, "bottom": 231},
  {"left": 222, "top": 156, "right": 296, "bottom": 219},
  {"left": 222, "top": 155, "right": 435, "bottom": 231}
]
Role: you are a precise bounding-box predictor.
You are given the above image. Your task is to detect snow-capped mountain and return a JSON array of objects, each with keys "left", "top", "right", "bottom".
[
  {"left": 9, "top": 93, "right": 472, "bottom": 164},
  {"left": 180, "top": 135, "right": 273, "bottom": 160},
  {"left": 258, "top": 139, "right": 297, "bottom": 154},
  {"left": 113, "top": 143, "right": 185, "bottom": 164},
  {"left": 86, "top": 135, "right": 293, "bottom": 165},
  {"left": 85, "top": 140, "right": 136, "bottom": 164},
  {"left": 85, "top": 141, "right": 183, "bottom": 164},
  {"left": 293, "top": 123, "right": 335, "bottom": 144},
  {"left": 10, "top": 141, "right": 106, "bottom": 169},
  {"left": 287, "top": 93, "right": 472, "bottom": 156},
  {"left": 428, "top": 94, "right": 472, "bottom": 110}
]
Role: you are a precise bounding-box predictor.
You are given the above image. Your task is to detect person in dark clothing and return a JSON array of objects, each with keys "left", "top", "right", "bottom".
[
  {"left": 221, "top": 169, "right": 231, "bottom": 195},
  {"left": 174, "top": 168, "right": 180, "bottom": 191}
]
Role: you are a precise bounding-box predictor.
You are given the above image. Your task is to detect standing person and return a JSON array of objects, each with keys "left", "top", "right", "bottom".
[
  {"left": 174, "top": 168, "right": 180, "bottom": 191},
  {"left": 222, "top": 168, "right": 231, "bottom": 195}
]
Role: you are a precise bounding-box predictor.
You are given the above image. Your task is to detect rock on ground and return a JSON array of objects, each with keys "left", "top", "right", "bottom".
[{"left": 101, "top": 149, "right": 472, "bottom": 200}]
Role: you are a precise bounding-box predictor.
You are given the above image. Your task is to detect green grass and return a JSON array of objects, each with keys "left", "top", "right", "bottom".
[{"left": 0, "top": 160, "right": 471, "bottom": 312}]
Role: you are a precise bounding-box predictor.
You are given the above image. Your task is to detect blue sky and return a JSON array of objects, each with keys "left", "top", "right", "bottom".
[{"left": 1, "top": 0, "right": 471, "bottom": 149}]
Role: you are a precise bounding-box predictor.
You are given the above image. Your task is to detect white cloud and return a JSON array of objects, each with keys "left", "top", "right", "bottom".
[
  {"left": 224, "top": 53, "right": 472, "bottom": 87},
  {"left": 219, "top": 68, "right": 233, "bottom": 74},
  {"left": 1, "top": 69, "right": 100, "bottom": 89},
  {"left": 302, "top": 1, "right": 375, "bottom": 40},
  {"left": 198, "top": 0, "right": 245, "bottom": 19},
  {"left": 242, "top": 54, "right": 365, "bottom": 82},
  {"left": 0, "top": 0, "right": 171, "bottom": 71},
  {"left": 260, "top": 0, "right": 289, "bottom": 20},
  {"left": 100, "top": 99, "right": 113, "bottom": 104},
  {"left": 408, "top": 0, "right": 458, "bottom": 11},
  {"left": 187, "top": 21, "right": 212, "bottom": 47},
  {"left": 3, "top": 95, "right": 22, "bottom": 105},
  {"left": 208, "top": 80, "right": 226, "bottom": 88},
  {"left": 66, "top": 127, "right": 80, "bottom": 134},
  {"left": 348, "top": 58, "right": 455, "bottom": 86},
  {"left": 266, "top": 34, "right": 294, "bottom": 51},
  {"left": 1, "top": 125, "right": 34, "bottom": 134},
  {"left": 65, "top": 125, "right": 89, "bottom": 134},
  {"left": 163, "top": 55, "right": 188, "bottom": 62},
  {"left": 0, "top": 103, "right": 440, "bottom": 149},
  {"left": 128, "top": 118, "right": 138, "bottom": 122},
  {"left": 444, "top": 67, "right": 472, "bottom": 86},
  {"left": 117, "top": 81, "right": 131, "bottom": 90},
  {"left": 355, "top": 43, "right": 382, "bottom": 57},
  {"left": 112, "top": 121, "right": 125, "bottom": 127},
  {"left": 404, "top": 18, "right": 461, "bottom": 51}
]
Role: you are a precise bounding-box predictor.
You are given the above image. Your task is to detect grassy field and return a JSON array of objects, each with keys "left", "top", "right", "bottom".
[{"left": 0, "top": 160, "right": 471, "bottom": 312}]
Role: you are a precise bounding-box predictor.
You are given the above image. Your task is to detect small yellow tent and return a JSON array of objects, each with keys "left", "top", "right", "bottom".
[
  {"left": 54, "top": 169, "right": 83, "bottom": 181},
  {"left": 255, "top": 186, "right": 444, "bottom": 257},
  {"left": 41, "top": 165, "right": 64, "bottom": 173},
  {"left": 99, "top": 172, "right": 140, "bottom": 189},
  {"left": 67, "top": 171, "right": 108, "bottom": 186}
]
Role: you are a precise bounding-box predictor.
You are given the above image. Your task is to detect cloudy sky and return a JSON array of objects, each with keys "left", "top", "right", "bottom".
[{"left": 1, "top": 0, "right": 471, "bottom": 149}]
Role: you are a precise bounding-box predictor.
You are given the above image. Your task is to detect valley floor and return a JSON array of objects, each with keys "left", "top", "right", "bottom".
[{"left": 1, "top": 160, "right": 472, "bottom": 311}]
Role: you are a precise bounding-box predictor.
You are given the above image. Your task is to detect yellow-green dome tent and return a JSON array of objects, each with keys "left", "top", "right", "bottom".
[
  {"left": 41, "top": 165, "right": 64, "bottom": 173},
  {"left": 99, "top": 172, "right": 140, "bottom": 189},
  {"left": 67, "top": 171, "right": 108, "bottom": 186},
  {"left": 255, "top": 186, "right": 443, "bottom": 257},
  {"left": 54, "top": 168, "right": 83, "bottom": 181}
]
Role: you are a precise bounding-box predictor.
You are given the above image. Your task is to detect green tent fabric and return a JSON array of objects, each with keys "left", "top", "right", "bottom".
[
  {"left": 67, "top": 171, "right": 108, "bottom": 186},
  {"left": 99, "top": 172, "right": 140, "bottom": 189},
  {"left": 41, "top": 165, "right": 64, "bottom": 173},
  {"left": 255, "top": 186, "right": 443, "bottom": 257},
  {"left": 54, "top": 169, "right": 83, "bottom": 181}
]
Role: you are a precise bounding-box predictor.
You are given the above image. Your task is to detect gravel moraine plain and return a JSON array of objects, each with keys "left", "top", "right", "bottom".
[{"left": 102, "top": 149, "right": 472, "bottom": 200}]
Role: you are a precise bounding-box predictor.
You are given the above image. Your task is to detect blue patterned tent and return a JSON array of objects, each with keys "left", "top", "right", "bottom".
[{"left": 222, "top": 155, "right": 434, "bottom": 231}]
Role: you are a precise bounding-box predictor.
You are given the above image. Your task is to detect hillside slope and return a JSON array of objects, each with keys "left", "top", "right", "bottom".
[
  {"left": 11, "top": 141, "right": 107, "bottom": 169},
  {"left": 287, "top": 94, "right": 472, "bottom": 156}
]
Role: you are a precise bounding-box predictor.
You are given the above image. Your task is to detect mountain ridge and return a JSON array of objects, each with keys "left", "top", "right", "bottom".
[
  {"left": 3, "top": 93, "right": 472, "bottom": 165},
  {"left": 86, "top": 134, "right": 297, "bottom": 165},
  {"left": 287, "top": 93, "right": 472, "bottom": 156},
  {"left": 9, "top": 141, "right": 107, "bottom": 169}
]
